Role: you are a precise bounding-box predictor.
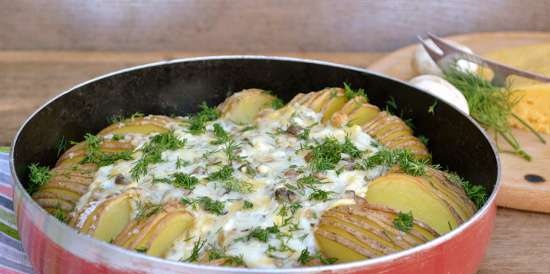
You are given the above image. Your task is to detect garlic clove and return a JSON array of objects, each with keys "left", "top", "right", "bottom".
[{"left": 409, "top": 75, "right": 470, "bottom": 115}]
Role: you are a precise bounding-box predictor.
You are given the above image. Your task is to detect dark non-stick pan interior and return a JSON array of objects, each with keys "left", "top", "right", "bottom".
[{"left": 12, "top": 57, "right": 498, "bottom": 197}]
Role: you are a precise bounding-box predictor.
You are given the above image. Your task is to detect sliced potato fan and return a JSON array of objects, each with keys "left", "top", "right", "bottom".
[
  {"left": 98, "top": 115, "right": 175, "bottom": 136},
  {"left": 315, "top": 203, "right": 439, "bottom": 263},
  {"left": 113, "top": 202, "right": 194, "bottom": 257},
  {"left": 72, "top": 191, "right": 137, "bottom": 242},
  {"left": 364, "top": 172, "right": 475, "bottom": 234},
  {"left": 218, "top": 89, "right": 279, "bottom": 124}
]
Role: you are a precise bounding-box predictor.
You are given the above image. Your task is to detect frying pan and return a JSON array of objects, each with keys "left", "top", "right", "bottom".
[{"left": 9, "top": 56, "right": 500, "bottom": 274}]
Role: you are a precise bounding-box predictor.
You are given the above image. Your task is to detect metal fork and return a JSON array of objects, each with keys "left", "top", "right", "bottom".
[{"left": 418, "top": 33, "right": 550, "bottom": 87}]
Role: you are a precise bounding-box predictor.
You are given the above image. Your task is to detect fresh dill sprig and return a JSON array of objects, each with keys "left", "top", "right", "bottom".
[
  {"left": 188, "top": 102, "right": 220, "bottom": 135},
  {"left": 297, "top": 249, "right": 337, "bottom": 265},
  {"left": 183, "top": 237, "right": 207, "bottom": 262},
  {"left": 393, "top": 211, "right": 414, "bottom": 232},
  {"left": 80, "top": 133, "right": 133, "bottom": 167},
  {"left": 52, "top": 205, "right": 66, "bottom": 222},
  {"left": 308, "top": 189, "right": 333, "bottom": 202},
  {"left": 427, "top": 100, "right": 438, "bottom": 115},
  {"left": 246, "top": 225, "right": 280, "bottom": 242},
  {"left": 208, "top": 165, "right": 234, "bottom": 181},
  {"left": 444, "top": 66, "right": 545, "bottom": 160},
  {"left": 211, "top": 123, "right": 230, "bottom": 145},
  {"left": 271, "top": 98, "right": 285, "bottom": 110},
  {"left": 130, "top": 131, "right": 185, "bottom": 179},
  {"left": 27, "top": 163, "right": 51, "bottom": 194},
  {"left": 169, "top": 172, "right": 199, "bottom": 190},
  {"left": 362, "top": 148, "right": 429, "bottom": 176},
  {"left": 308, "top": 138, "right": 341, "bottom": 171},
  {"left": 243, "top": 200, "right": 254, "bottom": 209},
  {"left": 55, "top": 136, "right": 69, "bottom": 157},
  {"left": 208, "top": 248, "right": 245, "bottom": 266},
  {"left": 135, "top": 202, "right": 162, "bottom": 220},
  {"left": 343, "top": 83, "right": 368, "bottom": 100},
  {"left": 446, "top": 172, "right": 488, "bottom": 209},
  {"left": 223, "top": 139, "right": 242, "bottom": 163}
]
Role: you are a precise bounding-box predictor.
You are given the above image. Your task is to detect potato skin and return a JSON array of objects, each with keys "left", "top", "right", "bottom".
[
  {"left": 218, "top": 89, "right": 278, "bottom": 124},
  {"left": 315, "top": 202, "right": 439, "bottom": 263}
]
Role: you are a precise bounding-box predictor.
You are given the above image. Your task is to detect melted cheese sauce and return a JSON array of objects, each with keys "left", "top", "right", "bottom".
[{"left": 76, "top": 104, "right": 385, "bottom": 268}]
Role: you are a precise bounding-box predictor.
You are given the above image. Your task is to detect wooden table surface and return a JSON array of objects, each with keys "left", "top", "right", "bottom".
[{"left": 2, "top": 51, "right": 549, "bottom": 274}]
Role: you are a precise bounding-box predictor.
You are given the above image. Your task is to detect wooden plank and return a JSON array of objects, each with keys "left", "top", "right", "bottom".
[
  {"left": 368, "top": 32, "right": 550, "bottom": 214},
  {"left": 1, "top": 0, "right": 549, "bottom": 52}
]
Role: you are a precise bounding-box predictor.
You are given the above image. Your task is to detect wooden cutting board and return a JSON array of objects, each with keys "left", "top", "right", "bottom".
[{"left": 368, "top": 32, "right": 550, "bottom": 213}]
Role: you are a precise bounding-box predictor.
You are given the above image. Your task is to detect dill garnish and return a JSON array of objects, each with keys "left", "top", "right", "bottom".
[
  {"left": 308, "top": 138, "right": 342, "bottom": 171},
  {"left": 55, "top": 136, "right": 69, "bottom": 157},
  {"left": 160, "top": 172, "right": 199, "bottom": 190},
  {"left": 361, "top": 148, "right": 429, "bottom": 176},
  {"left": 135, "top": 202, "right": 162, "bottom": 220},
  {"left": 130, "top": 131, "right": 185, "bottom": 179},
  {"left": 343, "top": 83, "right": 368, "bottom": 100},
  {"left": 427, "top": 100, "right": 438, "bottom": 115},
  {"left": 446, "top": 172, "right": 488, "bottom": 209},
  {"left": 444, "top": 67, "right": 545, "bottom": 160},
  {"left": 297, "top": 249, "right": 337, "bottom": 265},
  {"left": 208, "top": 165, "right": 234, "bottom": 181},
  {"left": 211, "top": 123, "right": 230, "bottom": 144},
  {"left": 208, "top": 248, "right": 245, "bottom": 266},
  {"left": 243, "top": 200, "right": 254, "bottom": 209},
  {"left": 52, "top": 205, "right": 66, "bottom": 222},
  {"left": 188, "top": 102, "right": 220, "bottom": 135},
  {"left": 393, "top": 211, "right": 414, "bottom": 232},
  {"left": 27, "top": 163, "right": 51, "bottom": 194},
  {"left": 271, "top": 98, "right": 285, "bottom": 109},
  {"left": 183, "top": 237, "right": 207, "bottom": 262},
  {"left": 246, "top": 226, "right": 280, "bottom": 242},
  {"left": 80, "top": 133, "right": 133, "bottom": 167}
]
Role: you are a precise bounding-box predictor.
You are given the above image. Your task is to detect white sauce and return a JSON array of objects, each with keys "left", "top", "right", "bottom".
[{"left": 77, "top": 104, "right": 386, "bottom": 268}]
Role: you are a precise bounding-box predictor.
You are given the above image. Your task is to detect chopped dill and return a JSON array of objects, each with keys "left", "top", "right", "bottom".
[
  {"left": 297, "top": 249, "right": 337, "bottom": 265},
  {"left": 308, "top": 138, "right": 343, "bottom": 171},
  {"left": 52, "top": 205, "right": 66, "bottom": 222},
  {"left": 427, "top": 100, "right": 438, "bottom": 115},
  {"left": 208, "top": 165, "right": 234, "bottom": 181},
  {"left": 170, "top": 172, "right": 199, "bottom": 190},
  {"left": 135, "top": 202, "right": 162, "bottom": 220},
  {"left": 308, "top": 189, "right": 333, "bottom": 202},
  {"left": 393, "top": 211, "right": 414, "bottom": 232},
  {"left": 112, "top": 134, "right": 124, "bottom": 141},
  {"left": 211, "top": 123, "right": 230, "bottom": 145},
  {"left": 271, "top": 98, "right": 285, "bottom": 110},
  {"left": 198, "top": 197, "right": 226, "bottom": 215},
  {"left": 27, "top": 163, "right": 51, "bottom": 194},
  {"left": 446, "top": 172, "right": 488, "bottom": 209},
  {"left": 246, "top": 226, "right": 280, "bottom": 242},
  {"left": 55, "top": 136, "right": 69, "bottom": 157},
  {"left": 243, "top": 200, "right": 254, "bottom": 209},
  {"left": 343, "top": 83, "right": 368, "bottom": 100},
  {"left": 308, "top": 137, "right": 361, "bottom": 171},
  {"left": 80, "top": 133, "right": 133, "bottom": 167},
  {"left": 298, "top": 127, "right": 310, "bottom": 140},
  {"left": 362, "top": 148, "right": 429, "bottom": 176},
  {"left": 183, "top": 237, "right": 207, "bottom": 262},
  {"left": 223, "top": 139, "right": 242, "bottom": 163},
  {"left": 188, "top": 102, "right": 220, "bottom": 135},
  {"left": 208, "top": 248, "right": 245, "bottom": 266},
  {"left": 130, "top": 131, "right": 185, "bottom": 179},
  {"left": 444, "top": 66, "right": 545, "bottom": 160}
]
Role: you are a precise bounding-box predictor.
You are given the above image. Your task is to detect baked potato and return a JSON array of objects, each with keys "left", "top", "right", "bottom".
[
  {"left": 315, "top": 203, "right": 439, "bottom": 263},
  {"left": 218, "top": 89, "right": 280, "bottom": 124}
]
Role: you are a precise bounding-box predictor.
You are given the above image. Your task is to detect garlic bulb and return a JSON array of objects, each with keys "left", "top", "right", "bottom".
[
  {"left": 409, "top": 75, "right": 470, "bottom": 115},
  {"left": 412, "top": 39, "right": 478, "bottom": 76}
]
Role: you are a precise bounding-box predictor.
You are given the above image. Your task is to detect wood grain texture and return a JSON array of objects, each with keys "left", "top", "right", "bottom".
[
  {"left": 368, "top": 32, "right": 550, "bottom": 214},
  {"left": 0, "top": 0, "right": 549, "bottom": 52},
  {"left": 1, "top": 49, "right": 550, "bottom": 273}
]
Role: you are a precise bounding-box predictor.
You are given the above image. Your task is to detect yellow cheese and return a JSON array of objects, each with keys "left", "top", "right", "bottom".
[
  {"left": 482, "top": 44, "right": 550, "bottom": 134},
  {"left": 509, "top": 84, "right": 550, "bottom": 134},
  {"left": 483, "top": 43, "right": 550, "bottom": 88}
]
